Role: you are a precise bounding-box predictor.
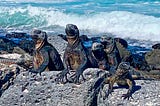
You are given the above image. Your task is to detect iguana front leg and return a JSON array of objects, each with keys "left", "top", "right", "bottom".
[
  {"left": 105, "top": 76, "right": 115, "bottom": 98},
  {"left": 70, "top": 67, "right": 86, "bottom": 84},
  {"left": 122, "top": 79, "right": 134, "bottom": 100},
  {"left": 55, "top": 69, "right": 69, "bottom": 84}
]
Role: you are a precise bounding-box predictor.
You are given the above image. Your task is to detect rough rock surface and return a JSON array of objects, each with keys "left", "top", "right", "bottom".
[
  {"left": 0, "top": 70, "right": 91, "bottom": 106},
  {"left": 0, "top": 68, "right": 160, "bottom": 106},
  {"left": 0, "top": 63, "right": 24, "bottom": 97},
  {"left": 0, "top": 53, "right": 32, "bottom": 97}
]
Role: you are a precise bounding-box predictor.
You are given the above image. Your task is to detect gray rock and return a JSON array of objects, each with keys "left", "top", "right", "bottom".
[
  {"left": 0, "top": 69, "right": 160, "bottom": 106},
  {"left": 145, "top": 49, "right": 160, "bottom": 69}
]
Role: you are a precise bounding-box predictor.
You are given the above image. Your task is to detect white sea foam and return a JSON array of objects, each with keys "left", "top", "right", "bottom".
[
  {"left": 1, "top": 0, "right": 76, "bottom": 3},
  {"left": 0, "top": 6, "right": 160, "bottom": 42},
  {"left": 28, "top": 7, "right": 160, "bottom": 42}
]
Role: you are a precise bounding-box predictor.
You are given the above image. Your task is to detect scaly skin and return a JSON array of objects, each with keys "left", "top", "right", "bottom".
[
  {"left": 103, "top": 61, "right": 160, "bottom": 100},
  {"left": 105, "top": 72, "right": 135, "bottom": 100},
  {"left": 55, "top": 24, "right": 89, "bottom": 84},
  {"left": 56, "top": 39, "right": 88, "bottom": 84}
]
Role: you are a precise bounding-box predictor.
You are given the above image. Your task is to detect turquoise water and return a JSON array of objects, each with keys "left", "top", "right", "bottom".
[{"left": 0, "top": 0, "right": 160, "bottom": 42}]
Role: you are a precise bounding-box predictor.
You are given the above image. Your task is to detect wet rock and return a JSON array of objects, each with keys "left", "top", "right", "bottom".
[
  {"left": 152, "top": 43, "right": 160, "bottom": 49},
  {"left": 0, "top": 32, "right": 34, "bottom": 54},
  {"left": 0, "top": 38, "right": 16, "bottom": 53}
]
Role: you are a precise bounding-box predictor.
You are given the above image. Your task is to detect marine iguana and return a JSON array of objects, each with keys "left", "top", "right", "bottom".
[
  {"left": 104, "top": 62, "right": 135, "bottom": 100},
  {"left": 84, "top": 61, "right": 156, "bottom": 106},
  {"left": 88, "top": 42, "right": 110, "bottom": 70},
  {"left": 100, "top": 35, "right": 121, "bottom": 74},
  {"left": 29, "top": 29, "right": 64, "bottom": 75},
  {"left": 55, "top": 24, "right": 89, "bottom": 84}
]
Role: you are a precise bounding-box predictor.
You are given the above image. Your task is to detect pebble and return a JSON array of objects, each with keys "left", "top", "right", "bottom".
[
  {"left": 23, "top": 89, "right": 29, "bottom": 93},
  {"left": 35, "top": 81, "right": 41, "bottom": 85}
]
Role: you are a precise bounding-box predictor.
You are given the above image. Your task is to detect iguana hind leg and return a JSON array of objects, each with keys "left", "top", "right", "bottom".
[{"left": 121, "top": 79, "right": 134, "bottom": 100}]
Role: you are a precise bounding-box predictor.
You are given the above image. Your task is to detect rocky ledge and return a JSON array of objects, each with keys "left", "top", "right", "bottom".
[{"left": 0, "top": 68, "right": 159, "bottom": 106}]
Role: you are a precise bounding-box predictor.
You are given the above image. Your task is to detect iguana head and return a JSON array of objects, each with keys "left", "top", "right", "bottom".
[
  {"left": 116, "top": 62, "right": 130, "bottom": 76},
  {"left": 65, "top": 24, "right": 80, "bottom": 45},
  {"left": 31, "top": 29, "right": 47, "bottom": 42},
  {"left": 100, "top": 35, "right": 115, "bottom": 53},
  {"left": 92, "top": 42, "right": 105, "bottom": 60},
  {"left": 30, "top": 29, "right": 47, "bottom": 50}
]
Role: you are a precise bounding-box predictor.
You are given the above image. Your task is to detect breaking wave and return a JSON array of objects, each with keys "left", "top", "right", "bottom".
[{"left": 0, "top": 6, "right": 160, "bottom": 42}]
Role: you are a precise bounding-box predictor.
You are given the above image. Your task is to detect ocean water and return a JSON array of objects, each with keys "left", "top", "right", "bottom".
[{"left": 0, "top": 0, "right": 160, "bottom": 48}]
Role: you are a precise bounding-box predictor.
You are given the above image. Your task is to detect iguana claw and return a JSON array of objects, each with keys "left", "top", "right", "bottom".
[{"left": 121, "top": 93, "right": 133, "bottom": 100}]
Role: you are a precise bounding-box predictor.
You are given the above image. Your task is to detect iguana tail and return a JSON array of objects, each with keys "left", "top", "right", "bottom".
[
  {"left": 0, "top": 57, "right": 17, "bottom": 65},
  {"left": 129, "top": 66, "right": 159, "bottom": 80}
]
